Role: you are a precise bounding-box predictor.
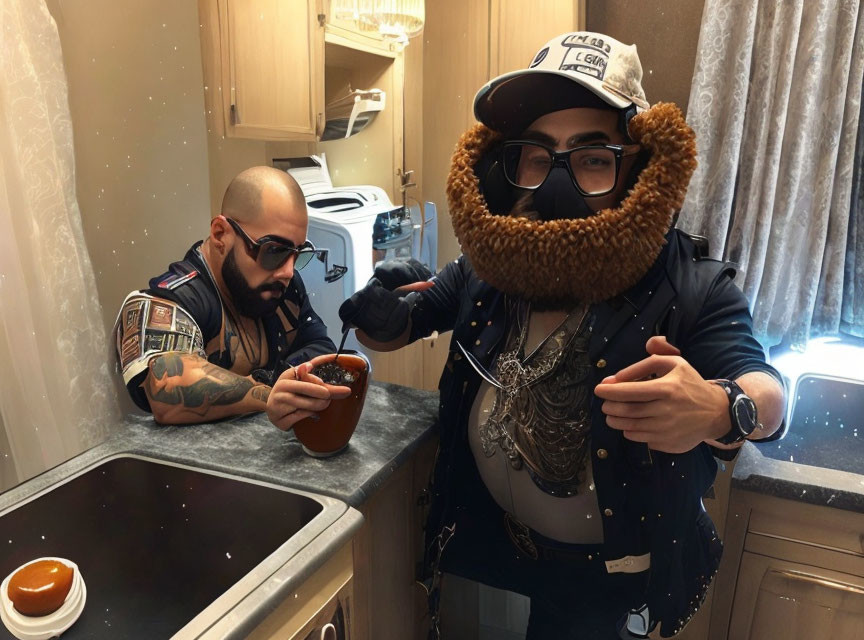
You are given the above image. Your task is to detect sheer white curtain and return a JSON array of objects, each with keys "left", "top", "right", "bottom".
[
  {"left": 0, "top": 0, "right": 120, "bottom": 487},
  {"left": 679, "top": 0, "right": 864, "bottom": 348}
]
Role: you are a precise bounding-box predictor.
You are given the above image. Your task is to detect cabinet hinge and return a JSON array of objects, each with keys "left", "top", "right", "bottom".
[
  {"left": 416, "top": 489, "right": 431, "bottom": 507},
  {"left": 317, "top": 13, "right": 326, "bottom": 27},
  {"left": 230, "top": 86, "right": 238, "bottom": 124}
]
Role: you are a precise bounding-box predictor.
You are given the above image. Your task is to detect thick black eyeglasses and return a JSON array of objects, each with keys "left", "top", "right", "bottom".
[
  {"left": 224, "top": 216, "right": 348, "bottom": 282},
  {"left": 500, "top": 141, "right": 641, "bottom": 196}
]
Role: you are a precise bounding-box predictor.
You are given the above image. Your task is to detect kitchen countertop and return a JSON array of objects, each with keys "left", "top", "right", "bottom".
[
  {"left": 4, "top": 379, "right": 860, "bottom": 520},
  {"left": 0, "top": 381, "right": 440, "bottom": 513},
  {"left": 733, "top": 439, "right": 864, "bottom": 513}
]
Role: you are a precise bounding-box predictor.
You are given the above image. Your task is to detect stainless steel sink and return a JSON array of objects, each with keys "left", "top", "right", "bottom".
[
  {"left": 755, "top": 374, "right": 864, "bottom": 473},
  {"left": 0, "top": 454, "right": 362, "bottom": 639}
]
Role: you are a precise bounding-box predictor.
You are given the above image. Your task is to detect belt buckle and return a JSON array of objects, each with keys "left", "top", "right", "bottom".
[{"left": 504, "top": 512, "right": 539, "bottom": 560}]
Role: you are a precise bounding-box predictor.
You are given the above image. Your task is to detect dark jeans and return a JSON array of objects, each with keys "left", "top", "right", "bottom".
[{"left": 440, "top": 477, "right": 647, "bottom": 639}]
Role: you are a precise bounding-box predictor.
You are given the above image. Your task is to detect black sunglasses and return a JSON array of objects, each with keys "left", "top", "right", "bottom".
[
  {"left": 224, "top": 216, "right": 320, "bottom": 271},
  {"left": 224, "top": 217, "right": 347, "bottom": 282}
]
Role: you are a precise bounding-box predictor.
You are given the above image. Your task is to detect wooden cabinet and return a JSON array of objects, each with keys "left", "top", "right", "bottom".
[
  {"left": 241, "top": 438, "right": 437, "bottom": 640},
  {"left": 201, "top": 0, "right": 326, "bottom": 141},
  {"left": 221, "top": 0, "right": 325, "bottom": 140},
  {"left": 247, "top": 541, "right": 354, "bottom": 639},
  {"left": 200, "top": 0, "right": 402, "bottom": 144},
  {"left": 311, "top": 28, "right": 404, "bottom": 198},
  {"left": 711, "top": 490, "right": 864, "bottom": 640},
  {"left": 350, "top": 437, "right": 438, "bottom": 640},
  {"left": 729, "top": 553, "right": 864, "bottom": 640}
]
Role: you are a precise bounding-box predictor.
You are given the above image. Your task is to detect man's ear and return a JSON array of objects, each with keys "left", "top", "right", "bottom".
[{"left": 210, "top": 215, "right": 232, "bottom": 254}]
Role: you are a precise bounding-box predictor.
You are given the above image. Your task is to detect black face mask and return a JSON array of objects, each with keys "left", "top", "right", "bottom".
[
  {"left": 475, "top": 147, "right": 597, "bottom": 220},
  {"left": 529, "top": 166, "right": 595, "bottom": 221}
]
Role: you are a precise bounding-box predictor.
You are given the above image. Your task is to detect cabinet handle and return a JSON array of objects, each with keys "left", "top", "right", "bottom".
[
  {"left": 320, "top": 623, "right": 337, "bottom": 640},
  {"left": 770, "top": 569, "right": 864, "bottom": 595},
  {"left": 230, "top": 87, "right": 239, "bottom": 124}
]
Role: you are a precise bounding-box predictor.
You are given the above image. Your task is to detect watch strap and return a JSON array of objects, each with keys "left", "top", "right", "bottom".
[{"left": 713, "top": 379, "right": 752, "bottom": 445}]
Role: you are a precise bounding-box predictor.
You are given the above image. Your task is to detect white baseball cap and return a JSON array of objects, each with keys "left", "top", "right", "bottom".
[{"left": 474, "top": 31, "right": 649, "bottom": 134}]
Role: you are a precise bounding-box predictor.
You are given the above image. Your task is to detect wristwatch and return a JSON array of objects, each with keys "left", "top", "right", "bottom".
[{"left": 712, "top": 379, "right": 758, "bottom": 445}]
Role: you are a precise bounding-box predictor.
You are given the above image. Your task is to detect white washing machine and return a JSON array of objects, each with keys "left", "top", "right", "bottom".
[
  {"left": 301, "top": 186, "right": 409, "bottom": 351},
  {"left": 278, "top": 157, "right": 436, "bottom": 350}
]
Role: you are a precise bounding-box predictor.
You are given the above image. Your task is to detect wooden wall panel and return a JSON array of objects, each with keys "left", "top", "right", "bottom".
[
  {"left": 489, "top": 0, "right": 585, "bottom": 77},
  {"left": 361, "top": 28, "right": 434, "bottom": 390},
  {"left": 422, "top": 0, "right": 491, "bottom": 267},
  {"left": 586, "top": 0, "right": 705, "bottom": 112},
  {"left": 370, "top": 0, "right": 490, "bottom": 390}
]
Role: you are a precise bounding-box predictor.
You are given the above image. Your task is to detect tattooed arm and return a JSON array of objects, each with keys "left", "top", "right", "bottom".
[{"left": 142, "top": 352, "right": 271, "bottom": 425}]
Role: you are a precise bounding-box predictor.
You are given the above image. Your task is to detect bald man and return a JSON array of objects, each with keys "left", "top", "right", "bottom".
[{"left": 114, "top": 166, "right": 349, "bottom": 425}]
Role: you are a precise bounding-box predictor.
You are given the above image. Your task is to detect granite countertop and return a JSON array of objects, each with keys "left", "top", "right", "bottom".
[
  {"left": 733, "top": 440, "right": 864, "bottom": 513},
  {"left": 6, "top": 377, "right": 861, "bottom": 517},
  {"left": 0, "top": 381, "right": 439, "bottom": 512}
]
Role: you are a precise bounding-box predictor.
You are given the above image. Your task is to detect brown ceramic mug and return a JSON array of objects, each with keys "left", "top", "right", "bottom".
[{"left": 293, "top": 350, "right": 371, "bottom": 457}]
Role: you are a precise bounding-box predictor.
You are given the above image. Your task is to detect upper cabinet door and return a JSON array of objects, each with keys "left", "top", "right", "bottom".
[{"left": 222, "top": 0, "right": 325, "bottom": 140}]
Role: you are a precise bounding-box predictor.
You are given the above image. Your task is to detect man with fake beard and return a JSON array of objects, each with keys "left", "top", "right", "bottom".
[
  {"left": 114, "top": 166, "right": 349, "bottom": 426},
  {"left": 339, "top": 33, "right": 786, "bottom": 638}
]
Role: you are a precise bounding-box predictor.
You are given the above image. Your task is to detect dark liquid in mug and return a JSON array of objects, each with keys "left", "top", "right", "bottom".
[{"left": 315, "top": 362, "right": 358, "bottom": 386}]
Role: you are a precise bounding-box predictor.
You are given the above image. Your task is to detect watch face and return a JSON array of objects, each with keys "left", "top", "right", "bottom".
[{"left": 732, "top": 395, "right": 757, "bottom": 435}]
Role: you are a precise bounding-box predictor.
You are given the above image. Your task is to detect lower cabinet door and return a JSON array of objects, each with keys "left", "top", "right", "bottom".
[
  {"left": 246, "top": 542, "right": 354, "bottom": 640},
  {"left": 729, "top": 552, "right": 864, "bottom": 640}
]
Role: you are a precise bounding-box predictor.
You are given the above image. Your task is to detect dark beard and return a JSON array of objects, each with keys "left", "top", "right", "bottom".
[{"left": 221, "top": 249, "right": 285, "bottom": 318}]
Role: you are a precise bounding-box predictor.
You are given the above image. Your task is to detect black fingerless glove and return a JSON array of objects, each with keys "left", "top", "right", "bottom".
[
  {"left": 372, "top": 258, "right": 433, "bottom": 291},
  {"left": 339, "top": 277, "right": 417, "bottom": 342},
  {"left": 338, "top": 259, "right": 432, "bottom": 342}
]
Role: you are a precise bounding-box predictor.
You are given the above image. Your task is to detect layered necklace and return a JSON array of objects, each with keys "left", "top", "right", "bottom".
[{"left": 479, "top": 300, "right": 593, "bottom": 497}]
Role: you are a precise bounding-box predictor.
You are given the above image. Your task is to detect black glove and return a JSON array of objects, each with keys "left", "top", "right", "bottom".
[
  {"left": 372, "top": 258, "right": 433, "bottom": 291},
  {"left": 339, "top": 259, "right": 432, "bottom": 342},
  {"left": 339, "top": 277, "right": 418, "bottom": 342}
]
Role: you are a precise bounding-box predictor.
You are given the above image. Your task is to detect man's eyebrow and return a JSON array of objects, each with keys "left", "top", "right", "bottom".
[
  {"left": 517, "top": 129, "right": 612, "bottom": 147},
  {"left": 518, "top": 130, "right": 557, "bottom": 146},
  {"left": 567, "top": 131, "right": 611, "bottom": 146}
]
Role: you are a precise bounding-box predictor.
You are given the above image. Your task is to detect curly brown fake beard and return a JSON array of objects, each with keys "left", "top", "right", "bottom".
[{"left": 446, "top": 102, "right": 697, "bottom": 305}]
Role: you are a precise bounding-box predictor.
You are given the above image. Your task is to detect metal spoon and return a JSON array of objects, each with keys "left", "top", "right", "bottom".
[{"left": 334, "top": 325, "right": 350, "bottom": 364}]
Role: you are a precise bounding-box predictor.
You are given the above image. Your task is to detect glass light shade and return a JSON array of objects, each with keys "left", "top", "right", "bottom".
[
  {"left": 330, "top": 0, "right": 425, "bottom": 41},
  {"left": 371, "top": 0, "right": 425, "bottom": 40},
  {"left": 330, "top": 0, "right": 379, "bottom": 32}
]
